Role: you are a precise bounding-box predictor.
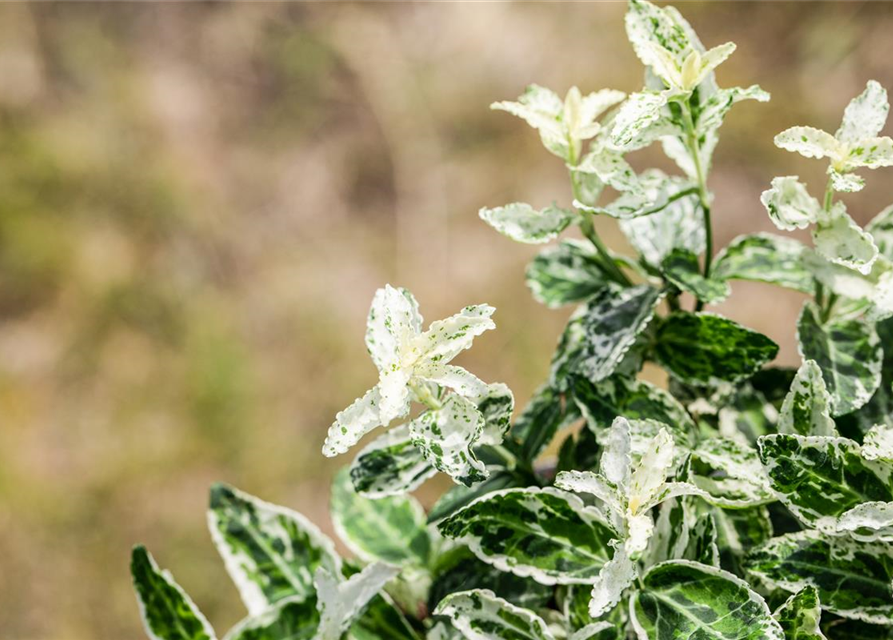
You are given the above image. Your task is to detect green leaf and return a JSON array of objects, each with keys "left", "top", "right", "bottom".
[
  {"left": 222, "top": 596, "right": 319, "bottom": 640},
  {"left": 570, "top": 375, "right": 696, "bottom": 441},
  {"left": 777, "top": 360, "right": 838, "bottom": 437},
  {"left": 437, "top": 487, "right": 618, "bottom": 585},
  {"left": 479, "top": 202, "right": 575, "bottom": 244},
  {"left": 661, "top": 248, "right": 730, "bottom": 304},
  {"left": 131, "top": 546, "right": 217, "bottom": 640},
  {"left": 434, "top": 589, "right": 555, "bottom": 640},
  {"left": 526, "top": 240, "right": 607, "bottom": 308},
  {"left": 748, "top": 531, "right": 893, "bottom": 624},
  {"left": 655, "top": 312, "right": 779, "bottom": 386},
  {"left": 428, "top": 546, "right": 553, "bottom": 613},
  {"left": 631, "top": 560, "right": 783, "bottom": 640},
  {"left": 513, "top": 383, "right": 582, "bottom": 462},
  {"left": 796, "top": 302, "right": 882, "bottom": 416},
  {"left": 713, "top": 506, "right": 773, "bottom": 575},
  {"left": 349, "top": 593, "right": 421, "bottom": 640},
  {"left": 349, "top": 425, "right": 436, "bottom": 498},
  {"left": 550, "top": 285, "right": 661, "bottom": 387},
  {"left": 712, "top": 233, "right": 815, "bottom": 294},
  {"left": 207, "top": 484, "right": 341, "bottom": 614},
  {"left": 773, "top": 587, "right": 826, "bottom": 640},
  {"left": 757, "top": 434, "right": 893, "bottom": 532},
  {"left": 690, "top": 437, "right": 775, "bottom": 507},
  {"left": 315, "top": 563, "right": 400, "bottom": 640},
  {"left": 330, "top": 468, "right": 430, "bottom": 566}
]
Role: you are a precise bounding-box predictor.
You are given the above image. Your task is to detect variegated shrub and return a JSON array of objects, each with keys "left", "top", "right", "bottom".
[{"left": 131, "top": 2, "right": 893, "bottom": 639}]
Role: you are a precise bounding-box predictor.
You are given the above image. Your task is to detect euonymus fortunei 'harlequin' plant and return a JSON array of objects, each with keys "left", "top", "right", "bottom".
[{"left": 130, "top": 2, "right": 893, "bottom": 639}]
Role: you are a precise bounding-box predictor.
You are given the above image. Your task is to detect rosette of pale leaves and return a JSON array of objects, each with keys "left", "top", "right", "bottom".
[{"left": 323, "top": 285, "right": 513, "bottom": 489}]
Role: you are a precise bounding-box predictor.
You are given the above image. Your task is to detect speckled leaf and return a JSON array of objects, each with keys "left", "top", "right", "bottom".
[
  {"left": 830, "top": 168, "right": 865, "bottom": 193},
  {"left": 631, "top": 560, "right": 783, "bottom": 640},
  {"left": 690, "top": 437, "right": 774, "bottom": 507},
  {"left": 526, "top": 240, "right": 608, "bottom": 308},
  {"left": 863, "top": 423, "right": 893, "bottom": 461},
  {"left": 835, "top": 501, "right": 893, "bottom": 543},
  {"left": 222, "top": 596, "right": 319, "bottom": 640},
  {"left": 747, "top": 531, "right": 893, "bottom": 624},
  {"left": 712, "top": 234, "right": 815, "bottom": 294},
  {"left": 408, "top": 394, "right": 488, "bottom": 487},
  {"left": 757, "top": 434, "right": 893, "bottom": 531},
  {"left": 777, "top": 360, "right": 838, "bottom": 437},
  {"left": 131, "top": 546, "right": 217, "bottom": 640},
  {"left": 796, "top": 302, "right": 882, "bottom": 416},
  {"left": 773, "top": 587, "right": 826, "bottom": 640},
  {"left": 349, "top": 425, "right": 436, "bottom": 498},
  {"left": 207, "top": 484, "right": 341, "bottom": 614},
  {"left": 837, "top": 80, "right": 889, "bottom": 145},
  {"left": 434, "top": 589, "right": 555, "bottom": 640},
  {"left": 625, "top": 0, "right": 702, "bottom": 71},
  {"left": 330, "top": 468, "right": 429, "bottom": 566},
  {"left": 813, "top": 204, "right": 878, "bottom": 275},
  {"left": 580, "top": 170, "right": 696, "bottom": 220},
  {"left": 550, "top": 285, "right": 661, "bottom": 386},
  {"left": 655, "top": 312, "right": 779, "bottom": 386},
  {"left": 480, "top": 202, "right": 575, "bottom": 244},
  {"left": 570, "top": 375, "right": 696, "bottom": 439},
  {"left": 698, "top": 85, "right": 771, "bottom": 134},
  {"left": 661, "top": 248, "right": 730, "bottom": 304},
  {"left": 774, "top": 127, "right": 840, "bottom": 161},
  {"left": 314, "top": 563, "right": 399, "bottom": 640},
  {"left": 610, "top": 92, "right": 668, "bottom": 151},
  {"left": 437, "top": 487, "right": 618, "bottom": 585},
  {"left": 619, "top": 175, "right": 704, "bottom": 267},
  {"left": 760, "top": 176, "right": 821, "bottom": 232}
]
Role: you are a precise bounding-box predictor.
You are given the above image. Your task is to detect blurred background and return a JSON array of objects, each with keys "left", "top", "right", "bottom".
[{"left": 1, "top": 2, "right": 892, "bottom": 638}]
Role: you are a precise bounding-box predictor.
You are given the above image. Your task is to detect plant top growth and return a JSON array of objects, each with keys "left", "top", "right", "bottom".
[{"left": 130, "top": 2, "right": 893, "bottom": 638}]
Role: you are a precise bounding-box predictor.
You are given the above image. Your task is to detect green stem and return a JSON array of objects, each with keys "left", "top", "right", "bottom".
[
  {"left": 681, "top": 102, "right": 713, "bottom": 312},
  {"left": 568, "top": 163, "right": 632, "bottom": 286}
]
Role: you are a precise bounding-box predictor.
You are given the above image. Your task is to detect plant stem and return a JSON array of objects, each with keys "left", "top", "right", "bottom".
[
  {"left": 568, "top": 163, "right": 632, "bottom": 286},
  {"left": 681, "top": 102, "right": 713, "bottom": 312}
]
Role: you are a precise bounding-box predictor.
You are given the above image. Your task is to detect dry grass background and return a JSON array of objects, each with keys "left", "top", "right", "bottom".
[{"left": 0, "top": 3, "right": 892, "bottom": 638}]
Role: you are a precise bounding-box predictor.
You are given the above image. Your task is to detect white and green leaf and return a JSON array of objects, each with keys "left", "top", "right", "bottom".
[
  {"left": 437, "top": 487, "right": 619, "bottom": 585},
  {"left": 796, "top": 302, "right": 882, "bottom": 416},
  {"left": 330, "top": 468, "right": 430, "bottom": 566},
  {"left": 526, "top": 240, "right": 608, "bottom": 308},
  {"left": 131, "top": 546, "right": 217, "bottom": 640},
  {"left": 479, "top": 202, "right": 576, "bottom": 244},
  {"left": 712, "top": 233, "right": 815, "bottom": 294},
  {"left": 434, "top": 589, "right": 555, "bottom": 640},
  {"left": 760, "top": 176, "right": 821, "bottom": 232},
  {"left": 772, "top": 587, "right": 826, "bottom": 640},
  {"left": 314, "top": 563, "right": 399, "bottom": 640},
  {"left": 777, "top": 360, "right": 838, "bottom": 437},
  {"left": 348, "top": 425, "right": 436, "bottom": 498},
  {"left": 207, "top": 484, "right": 341, "bottom": 614}
]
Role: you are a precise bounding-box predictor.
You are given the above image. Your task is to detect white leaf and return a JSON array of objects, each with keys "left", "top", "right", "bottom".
[
  {"left": 314, "top": 563, "right": 399, "bottom": 640},
  {"left": 324, "top": 385, "right": 385, "bottom": 457},
  {"left": 836, "top": 80, "right": 890, "bottom": 145},
  {"left": 628, "top": 429, "right": 675, "bottom": 514},
  {"left": 774, "top": 126, "right": 841, "bottom": 160},
  {"left": 829, "top": 168, "right": 865, "bottom": 193},
  {"left": 610, "top": 92, "right": 669, "bottom": 150},
  {"left": 413, "top": 304, "right": 496, "bottom": 365},
  {"left": 600, "top": 417, "right": 633, "bottom": 490},
  {"left": 479, "top": 202, "right": 574, "bottom": 244},
  {"left": 863, "top": 424, "right": 893, "bottom": 461},
  {"left": 365, "top": 285, "right": 422, "bottom": 372},
  {"left": 813, "top": 203, "right": 878, "bottom": 275},
  {"left": 760, "top": 176, "right": 821, "bottom": 231},
  {"left": 588, "top": 545, "right": 637, "bottom": 617}
]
